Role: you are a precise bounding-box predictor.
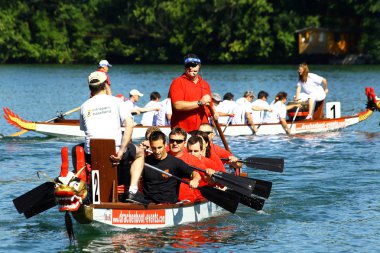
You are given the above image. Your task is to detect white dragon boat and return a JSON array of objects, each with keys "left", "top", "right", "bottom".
[{"left": 4, "top": 87, "right": 380, "bottom": 138}]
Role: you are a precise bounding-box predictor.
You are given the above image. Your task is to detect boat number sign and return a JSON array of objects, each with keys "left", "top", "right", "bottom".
[{"left": 91, "top": 170, "right": 100, "bottom": 204}]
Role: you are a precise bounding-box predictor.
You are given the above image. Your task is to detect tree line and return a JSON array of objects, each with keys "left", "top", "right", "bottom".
[{"left": 1, "top": 0, "right": 379, "bottom": 64}]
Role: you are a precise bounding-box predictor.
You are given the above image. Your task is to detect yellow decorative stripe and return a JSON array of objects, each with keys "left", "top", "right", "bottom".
[
  {"left": 8, "top": 114, "right": 36, "bottom": 130},
  {"left": 377, "top": 101, "right": 380, "bottom": 110},
  {"left": 359, "top": 110, "right": 373, "bottom": 122}
]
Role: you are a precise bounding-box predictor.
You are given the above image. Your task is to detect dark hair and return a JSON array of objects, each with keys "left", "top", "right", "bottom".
[
  {"left": 187, "top": 135, "right": 203, "bottom": 150},
  {"left": 257, "top": 90, "right": 269, "bottom": 99},
  {"left": 223, "top": 92, "right": 234, "bottom": 101},
  {"left": 89, "top": 82, "right": 106, "bottom": 94},
  {"left": 150, "top": 91, "right": 161, "bottom": 100},
  {"left": 193, "top": 131, "right": 210, "bottom": 158},
  {"left": 169, "top": 127, "right": 187, "bottom": 139},
  {"left": 149, "top": 130, "right": 166, "bottom": 144},
  {"left": 274, "top": 91, "right": 288, "bottom": 102}
]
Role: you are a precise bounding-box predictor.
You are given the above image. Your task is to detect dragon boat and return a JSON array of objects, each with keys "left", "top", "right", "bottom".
[
  {"left": 13, "top": 138, "right": 274, "bottom": 241},
  {"left": 4, "top": 87, "right": 380, "bottom": 138}
]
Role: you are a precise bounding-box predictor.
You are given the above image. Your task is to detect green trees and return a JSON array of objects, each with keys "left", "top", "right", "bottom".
[{"left": 0, "top": 0, "right": 378, "bottom": 63}]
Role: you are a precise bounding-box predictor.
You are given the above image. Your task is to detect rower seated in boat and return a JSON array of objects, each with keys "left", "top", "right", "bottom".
[{"left": 142, "top": 131, "right": 203, "bottom": 204}]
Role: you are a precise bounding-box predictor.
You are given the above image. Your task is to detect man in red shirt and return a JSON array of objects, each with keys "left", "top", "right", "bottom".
[
  {"left": 198, "top": 123, "right": 242, "bottom": 173},
  {"left": 169, "top": 54, "right": 217, "bottom": 133}
]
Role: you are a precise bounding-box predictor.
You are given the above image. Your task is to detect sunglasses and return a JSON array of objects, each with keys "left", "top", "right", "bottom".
[
  {"left": 184, "top": 62, "right": 199, "bottom": 68},
  {"left": 169, "top": 138, "right": 185, "bottom": 144},
  {"left": 200, "top": 131, "right": 213, "bottom": 135}
]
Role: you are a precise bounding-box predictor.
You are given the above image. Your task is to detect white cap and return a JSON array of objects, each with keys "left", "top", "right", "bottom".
[
  {"left": 129, "top": 89, "right": 144, "bottom": 97},
  {"left": 212, "top": 93, "right": 222, "bottom": 102},
  {"left": 88, "top": 71, "right": 107, "bottom": 86},
  {"left": 99, "top": 59, "right": 112, "bottom": 67}
]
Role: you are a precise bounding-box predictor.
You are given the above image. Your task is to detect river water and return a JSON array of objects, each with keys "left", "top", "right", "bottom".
[{"left": 0, "top": 64, "right": 380, "bottom": 252}]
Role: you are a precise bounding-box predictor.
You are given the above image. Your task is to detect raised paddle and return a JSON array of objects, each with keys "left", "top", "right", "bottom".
[
  {"left": 7, "top": 106, "right": 80, "bottom": 137},
  {"left": 144, "top": 163, "right": 240, "bottom": 213},
  {"left": 207, "top": 104, "right": 230, "bottom": 152},
  {"left": 221, "top": 156, "right": 284, "bottom": 173}
]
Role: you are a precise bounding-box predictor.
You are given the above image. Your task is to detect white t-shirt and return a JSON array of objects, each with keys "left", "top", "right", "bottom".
[
  {"left": 140, "top": 100, "right": 159, "bottom": 126},
  {"left": 263, "top": 100, "right": 286, "bottom": 123},
  {"left": 216, "top": 100, "right": 237, "bottom": 124},
  {"left": 297, "top": 73, "right": 326, "bottom": 101},
  {"left": 251, "top": 99, "right": 270, "bottom": 124},
  {"left": 233, "top": 97, "right": 253, "bottom": 124},
  {"left": 80, "top": 94, "right": 132, "bottom": 154},
  {"left": 156, "top": 98, "right": 172, "bottom": 126}
]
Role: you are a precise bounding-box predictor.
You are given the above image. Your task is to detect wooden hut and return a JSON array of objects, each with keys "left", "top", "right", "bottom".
[{"left": 295, "top": 27, "right": 359, "bottom": 56}]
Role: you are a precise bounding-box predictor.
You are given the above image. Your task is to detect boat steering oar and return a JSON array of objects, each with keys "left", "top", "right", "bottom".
[
  {"left": 144, "top": 163, "right": 240, "bottom": 213},
  {"left": 6, "top": 106, "right": 80, "bottom": 137},
  {"left": 222, "top": 156, "right": 284, "bottom": 173},
  {"left": 289, "top": 105, "right": 300, "bottom": 132},
  {"left": 207, "top": 104, "right": 231, "bottom": 152}
]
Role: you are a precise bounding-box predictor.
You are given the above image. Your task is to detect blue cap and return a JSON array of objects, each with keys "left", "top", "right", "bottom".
[{"left": 184, "top": 57, "right": 201, "bottom": 65}]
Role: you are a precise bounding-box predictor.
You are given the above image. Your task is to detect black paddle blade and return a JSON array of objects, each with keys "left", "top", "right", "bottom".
[
  {"left": 226, "top": 190, "right": 265, "bottom": 211},
  {"left": 199, "top": 186, "right": 240, "bottom": 214},
  {"left": 218, "top": 173, "right": 272, "bottom": 199},
  {"left": 244, "top": 156, "right": 284, "bottom": 173},
  {"left": 212, "top": 172, "right": 253, "bottom": 196},
  {"left": 13, "top": 182, "right": 57, "bottom": 218}
]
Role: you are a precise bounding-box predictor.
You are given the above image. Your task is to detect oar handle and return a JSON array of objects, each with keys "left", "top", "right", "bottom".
[
  {"left": 144, "top": 163, "right": 188, "bottom": 185},
  {"left": 207, "top": 104, "right": 230, "bottom": 152}
]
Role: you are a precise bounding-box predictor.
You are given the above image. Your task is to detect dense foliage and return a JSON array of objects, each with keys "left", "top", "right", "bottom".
[{"left": 0, "top": 0, "right": 379, "bottom": 64}]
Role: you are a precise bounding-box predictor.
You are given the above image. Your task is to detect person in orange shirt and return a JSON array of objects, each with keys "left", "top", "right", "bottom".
[
  {"left": 169, "top": 54, "right": 218, "bottom": 133},
  {"left": 198, "top": 123, "right": 242, "bottom": 173},
  {"left": 167, "top": 127, "right": 210, "bottom": 202}
]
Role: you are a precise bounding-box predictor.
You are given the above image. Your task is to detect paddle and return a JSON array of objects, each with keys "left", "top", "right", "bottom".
[
  {"left": 207, "top": 104, "right": 231, "bottom": 152},
  {"left": 222, "top": 115, "right": 233, "bottom": 133},
  {"left": 226, "top": 189, "right": 265, "bottom": 211},
  {"left": 7, "top": 106, "right": 80, "bottom": 137},
  {"left": 13, "top": 182, "right": 57, "bottom": 218},
  {"left": 144, "top": 163, "right": 239, "bottom": 213},
  {"left": 289, "top": 106, "right": 300, "bottom": 132},
  {"left": 188, "top": 164, "right": 272, "bottom": 199},
  {"left": 222, "top": 156, "right": 284, "bottom": 173}
]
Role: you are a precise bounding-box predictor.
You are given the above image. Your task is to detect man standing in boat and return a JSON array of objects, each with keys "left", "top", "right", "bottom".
[
  {"left": 80, "top": 71, "right": 147, "bottom": 204},
  {"left": 97, "top": 59, "right": 112, "bottom": 96},
  {"left": 169, "top": 54, "right": 218, "bottom": 133}
]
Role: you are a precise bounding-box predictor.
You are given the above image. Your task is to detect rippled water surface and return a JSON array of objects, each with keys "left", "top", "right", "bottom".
[{"left": 1, "top": 65, "right": 380, "bottom": 252}]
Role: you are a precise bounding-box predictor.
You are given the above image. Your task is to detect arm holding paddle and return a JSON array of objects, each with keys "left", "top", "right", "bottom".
[{"left": 173, "top": 94, "right": 211, "bottom": 111}]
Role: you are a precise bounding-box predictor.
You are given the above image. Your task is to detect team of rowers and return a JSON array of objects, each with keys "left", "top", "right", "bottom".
[{"left": 80, "top": 55, "right": 328, "bottom": 204}]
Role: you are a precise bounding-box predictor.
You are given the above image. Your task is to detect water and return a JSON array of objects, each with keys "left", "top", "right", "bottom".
[{"left": 1, "top": 64, "right": 380, "bottom": 252}]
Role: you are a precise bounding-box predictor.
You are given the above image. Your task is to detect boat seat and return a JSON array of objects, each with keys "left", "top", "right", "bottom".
[
  {"left": 313, "top": 100, "right": 325, "bottom": 120},
  {"left": 90, "top": 139, "right": 118, "bottom": 203}
]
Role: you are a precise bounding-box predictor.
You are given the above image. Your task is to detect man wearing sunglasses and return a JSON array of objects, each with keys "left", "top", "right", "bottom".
[
  {"left": 167, "top": 127, "right": 209, "bottom": 202},
  {"left": 169, "top": 54, "right": 218, "bottom": 133}
]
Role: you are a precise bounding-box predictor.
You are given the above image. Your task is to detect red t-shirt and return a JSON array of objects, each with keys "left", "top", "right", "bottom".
[
  {"left": 175, "top": 151, "right": 207, "bottom": 202},
  {"left": 211, "top": 143, "right": 232, "bottom": 164},
  {"left": 97, "top": 68, "right": 111, "bottom": 85},
  {"left": 169, "top": 74, "right": 212, "bottom": 132}
]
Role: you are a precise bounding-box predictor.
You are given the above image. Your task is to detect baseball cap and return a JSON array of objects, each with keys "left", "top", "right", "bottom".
[
  {"left": 244, "top": 90, "right": 255, "bottom": 98},
  {"left": 212, "top": 93, "right": 222, "bottom": 102},
  {"left": 88, "top": 71, "right": 107, "bottom": 86},
  {"left": 99, "top": 59, "right": 112, "bottom": 67},
  {"left": 129, "top": 89, "right": 144, "bottom": 97}
]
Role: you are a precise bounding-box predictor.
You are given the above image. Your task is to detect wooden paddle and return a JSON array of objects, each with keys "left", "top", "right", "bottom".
[
  {"left": 221, "top": 156, "right": 284, "bottom": 173},
  {"left": 144, "top": 163, "right": 240, "bottom": 213},
  {"left": 207, "top": 104, "right": 230, "bottom": 152},
  {"left": 9, "top": 106, "right": 80, "bottom": 137}
]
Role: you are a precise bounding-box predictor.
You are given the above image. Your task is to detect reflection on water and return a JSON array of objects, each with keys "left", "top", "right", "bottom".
[{"left": 77, "top": 218, "right": 236, "bottom": 252}]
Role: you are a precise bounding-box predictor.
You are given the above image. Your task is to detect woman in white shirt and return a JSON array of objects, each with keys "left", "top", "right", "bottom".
[
  {"left": 264, "top": 92, "right": 299, "bottom": 135},
  {"left": 295, "top": 63, "right": 328, "bottom": 119}
]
